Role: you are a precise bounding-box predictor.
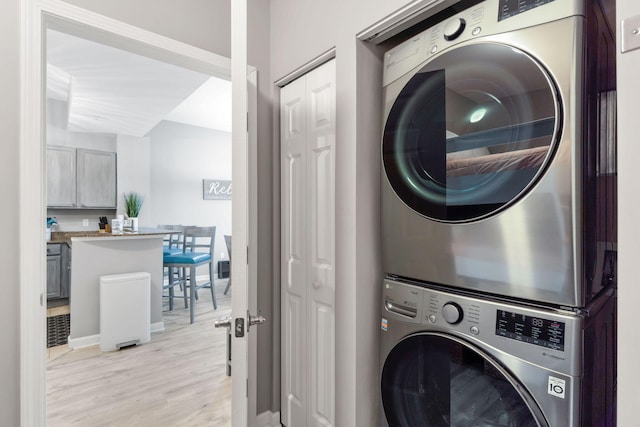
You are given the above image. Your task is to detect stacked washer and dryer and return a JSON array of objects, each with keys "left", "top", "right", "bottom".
[{"left": 379, "top": 0, "right": 617, "bottom": 426}]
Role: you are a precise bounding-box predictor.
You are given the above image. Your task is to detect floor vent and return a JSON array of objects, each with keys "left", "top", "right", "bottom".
[{"left": 47, "top": 313, "right": 70, "bottom": 348}]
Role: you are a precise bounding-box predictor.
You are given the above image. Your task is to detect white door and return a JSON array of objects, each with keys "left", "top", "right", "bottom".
[
  {"left": 281, "top": 59, "right": 336, "bottom": 427},
  {"left": 230, "top": 1, "right": 262, "bottom": 425}
]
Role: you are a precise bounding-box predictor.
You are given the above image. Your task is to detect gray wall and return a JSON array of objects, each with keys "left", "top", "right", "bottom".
[
  {"left": 1, "top": 0, "right": 20, "bottom": 424},
  {"left": 616, "top": 0, "right": 640, "bottom": 423},
  {"left": 147, "top": 120, "right": 232, "bottom": 269},
  {"left": 270, "top": 0, "right": 411, "bottom": 425},
  {"left": 247, "top": 0, "right": 276, "bottom": 415}
]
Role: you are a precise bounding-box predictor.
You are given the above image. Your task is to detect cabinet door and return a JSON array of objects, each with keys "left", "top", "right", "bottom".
[
  {"left": 47, "top": 254, "right": 61, "bottom": 299},
  {"left": 47, "top": 146, "right": 76, "bottom": 207},
  {"left": 60, "top": 244, "right": 71, "bottom": 298},
  {"left": 76, "top": 149, "right": 117, "bottom": 208}
]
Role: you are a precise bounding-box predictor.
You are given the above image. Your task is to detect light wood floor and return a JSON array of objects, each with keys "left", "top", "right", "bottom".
[{"left": 47, "top": 279, "right": 233, "bottom": 427}]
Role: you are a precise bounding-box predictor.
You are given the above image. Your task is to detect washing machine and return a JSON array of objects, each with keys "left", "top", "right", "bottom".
[
  {"left": 379, "top": 278, "right": 616, "bottom": 426},
  {"left": 381, "top": 0, "right": 616, "bottom": 307}
]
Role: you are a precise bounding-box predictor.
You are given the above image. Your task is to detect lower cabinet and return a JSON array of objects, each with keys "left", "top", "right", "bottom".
[{"left": 47, "top": 243, "right": 70, "bottom": 300}]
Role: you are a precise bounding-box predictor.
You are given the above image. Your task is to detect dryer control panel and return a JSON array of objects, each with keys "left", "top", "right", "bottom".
[
  {"left": 498, "top": 0, "right": 557, "bottom": 22},
  {"left": 382, "top": 0, "right": 584, "bottom": 87}
]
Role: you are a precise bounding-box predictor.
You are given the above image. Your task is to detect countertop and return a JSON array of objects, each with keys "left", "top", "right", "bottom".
[{"left": 49, "top": 227, "right": 173, "bottom": 245}]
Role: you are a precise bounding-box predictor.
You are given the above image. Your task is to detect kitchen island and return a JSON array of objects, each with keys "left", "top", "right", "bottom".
[{"left": 52, "top": 228, "right": 172, "bottom": 348}]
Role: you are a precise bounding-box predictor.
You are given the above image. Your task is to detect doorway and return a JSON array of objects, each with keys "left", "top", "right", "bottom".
[
  {"left": 21, "top": 2, "right": 257, "bottom": 424},
  {"left": 44, "top": 25, "right": 234, "bottom": 424}
]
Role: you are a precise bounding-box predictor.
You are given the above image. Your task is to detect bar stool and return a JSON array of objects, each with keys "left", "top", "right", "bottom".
[
  {"left": 162, "top": 226, "right": 217, "bottom": 323},
  {"left": 224, "top": 235, "right": 232, "bottom": 295}
]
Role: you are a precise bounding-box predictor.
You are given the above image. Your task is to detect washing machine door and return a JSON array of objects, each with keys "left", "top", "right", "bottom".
[
  {"left": 382, "top": 42, "right": 561, "bottom": 222},
  {"left": 381, "top": 333, "right": 548, "bottom": 426}
]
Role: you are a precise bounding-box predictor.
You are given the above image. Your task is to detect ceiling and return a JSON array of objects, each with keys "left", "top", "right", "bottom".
[{"left": 46, "top": 29, "right": 232, "bottom": 137}]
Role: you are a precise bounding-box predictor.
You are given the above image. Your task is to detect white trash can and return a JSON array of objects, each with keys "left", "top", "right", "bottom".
[{"left": 99, "top": 272, "right": 151, "bottom": 352}]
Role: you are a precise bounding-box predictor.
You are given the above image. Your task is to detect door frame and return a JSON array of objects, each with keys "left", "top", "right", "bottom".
[{"left": 20, "top": 0, "right": 257, "bottom": 424}]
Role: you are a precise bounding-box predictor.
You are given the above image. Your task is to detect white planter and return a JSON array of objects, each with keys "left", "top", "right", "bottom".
[{"left": 130, "top": 217, "right": 139, "bottom": 232}]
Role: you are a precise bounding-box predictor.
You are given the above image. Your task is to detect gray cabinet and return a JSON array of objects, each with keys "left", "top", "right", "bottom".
[
  {"left": 47, "top": 146, "right": 117, "bottom": 208},
  {"left": 47, "top": 243, "right": 70, "bottom": 300},
  {"left": 46, "top": 146, "right": 76, "bottom": 207},
  {"left": 77, "top": 149, "right": 117, "bottom": 208}
]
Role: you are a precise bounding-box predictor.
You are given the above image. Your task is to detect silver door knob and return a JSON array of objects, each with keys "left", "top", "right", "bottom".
[
  {"left": 214, "top": 315, "right": 232, "bottom": 328},
  {"left": 247, "top": 311, "right": 266, "bottom": 332}
]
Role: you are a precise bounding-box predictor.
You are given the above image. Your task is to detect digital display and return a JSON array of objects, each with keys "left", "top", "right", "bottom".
[
  {"left": 495, "top": 310, "right": 565, "bottom": 351},
  {"left": 498, "top": 0, "right": 557, "bottom": 21}
]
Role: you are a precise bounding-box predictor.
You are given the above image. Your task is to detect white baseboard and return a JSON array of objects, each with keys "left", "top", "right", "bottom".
[
  {"left": 67, "top": 333, "right": 100, "bottom": 349},
  {"left": 256, "top": 411, "right": 281, "bottom": 427},
  {"left": 150, "top": 321, "right": 165, "bottom": 333},
  {"left": 68, "top": 321, "right": 165, "bottom": 349}
]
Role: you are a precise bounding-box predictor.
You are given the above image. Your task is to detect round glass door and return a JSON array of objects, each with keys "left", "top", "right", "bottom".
[
  {"left": 382, "top": 42, "right": 561, "bottom": 222},
  {"left": 381, "top": 334, "right": 546, "bottom": 426}
]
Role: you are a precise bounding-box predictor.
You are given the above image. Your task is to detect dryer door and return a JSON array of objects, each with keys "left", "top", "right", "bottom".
[
  {"left": 382, "top": 42, "right": 561, "bottom": 222},
  {"left": 381, "top": 333, "right": 548, "bottom": 426}
]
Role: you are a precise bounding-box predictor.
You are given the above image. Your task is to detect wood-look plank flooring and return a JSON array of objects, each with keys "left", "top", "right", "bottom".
[{"left": 47, "top": 279, "right": 232, "bottom": 427}]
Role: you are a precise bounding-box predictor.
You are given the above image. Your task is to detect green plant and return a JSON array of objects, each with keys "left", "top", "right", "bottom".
[{"left": 123, "top": 192, "right": 143, "bottom": 218}]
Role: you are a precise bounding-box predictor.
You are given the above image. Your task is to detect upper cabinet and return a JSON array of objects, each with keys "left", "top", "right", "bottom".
[
  {"left": 47, "top": 146, "right": 117, "bottom": 208},
  {"left": 47, "top": 146, "right": 76, "bottom": 207},
  {"left": 76, "top": 149, "right": 117, "bottom": 208}
]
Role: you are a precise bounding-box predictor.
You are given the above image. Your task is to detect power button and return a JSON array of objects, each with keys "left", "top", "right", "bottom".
[{"left": 470, "top": 326, "right": 479, "bottom": 335}]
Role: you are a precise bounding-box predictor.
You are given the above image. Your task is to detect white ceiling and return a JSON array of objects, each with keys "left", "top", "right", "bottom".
[{"left": 46, "top": 29, "right": 232, "bottom": 137}]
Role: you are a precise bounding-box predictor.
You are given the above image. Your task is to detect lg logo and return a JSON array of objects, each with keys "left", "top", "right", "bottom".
[{"left": 548, "top": 376, "right": 566, "bottom": 399}]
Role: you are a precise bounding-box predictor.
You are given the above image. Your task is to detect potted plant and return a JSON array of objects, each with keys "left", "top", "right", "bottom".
[{"left": 123, "top": 192, "right": 143, "bottom": 231}]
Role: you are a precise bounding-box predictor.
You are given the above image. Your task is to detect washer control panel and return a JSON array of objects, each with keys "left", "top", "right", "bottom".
[
  {"left": 442, "top": 301, "right": 464, "bottom": 324},
  {"left": 496, "top": 309, "right": 566, "bottom": 351},
  {"left": 443, "top": 18, "right": 467, "bottom": 41},
  {"left": 424, "top": 290, "right": 481, "bottom": 335},
  {"left": 382, "top": 278, "right": 582, "bottom": 375}
]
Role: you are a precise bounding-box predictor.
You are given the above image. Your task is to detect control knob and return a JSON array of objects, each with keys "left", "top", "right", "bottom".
[
  {"left": 443, "top": 18, "right": 466, "bottom": 41},
  {"left": 442, "top": 302, "right": 463, "bottom": 324}
]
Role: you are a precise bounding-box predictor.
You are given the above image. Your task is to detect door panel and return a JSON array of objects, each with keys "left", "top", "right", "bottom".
[
  {"left": 381, "top": 333, "right": 545, "bottom": 426},
  {"left": 281, "top": 58, "right": 335, "bottom": 427},
  {"left": 286, "top": 293, "right": 304, "bottom": 421},
  {"left": 282, "top": 75, "right": 308, "bottom": 427},
  {"left": 382, "top": 43, "right": 560, "bottom": 223},
  {"left": 311, "top": 301, "right": 333, "bottom": 427}
]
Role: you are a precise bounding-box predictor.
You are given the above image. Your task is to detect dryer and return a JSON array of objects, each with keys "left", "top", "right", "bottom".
[
  {"left": 381, "top": 0, "right": 616, "bottom": 307},
  {"left": 379, "top": 278, "right": 616, "bottom": 426}
]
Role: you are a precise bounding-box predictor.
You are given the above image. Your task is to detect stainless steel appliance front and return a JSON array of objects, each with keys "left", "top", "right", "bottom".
[
  {"left": 379, "top": 279, "right": 616, "bottom": 426},
  {"left": 381, "top": 0, "right": 616, "bottom": 307}
]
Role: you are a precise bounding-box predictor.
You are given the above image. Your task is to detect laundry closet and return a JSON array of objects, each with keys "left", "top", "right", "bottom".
[{"left": 378, "top": 0, "right": 617, "bottom": 425}]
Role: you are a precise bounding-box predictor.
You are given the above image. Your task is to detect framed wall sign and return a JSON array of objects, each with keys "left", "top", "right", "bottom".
[{"left": 203, "top": 179, "right": 232, "bottom": 200}]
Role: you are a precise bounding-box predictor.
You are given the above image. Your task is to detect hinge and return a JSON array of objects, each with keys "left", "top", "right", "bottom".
[{"left": 247, "top": 245, "right": 249, "bottom": 264}]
